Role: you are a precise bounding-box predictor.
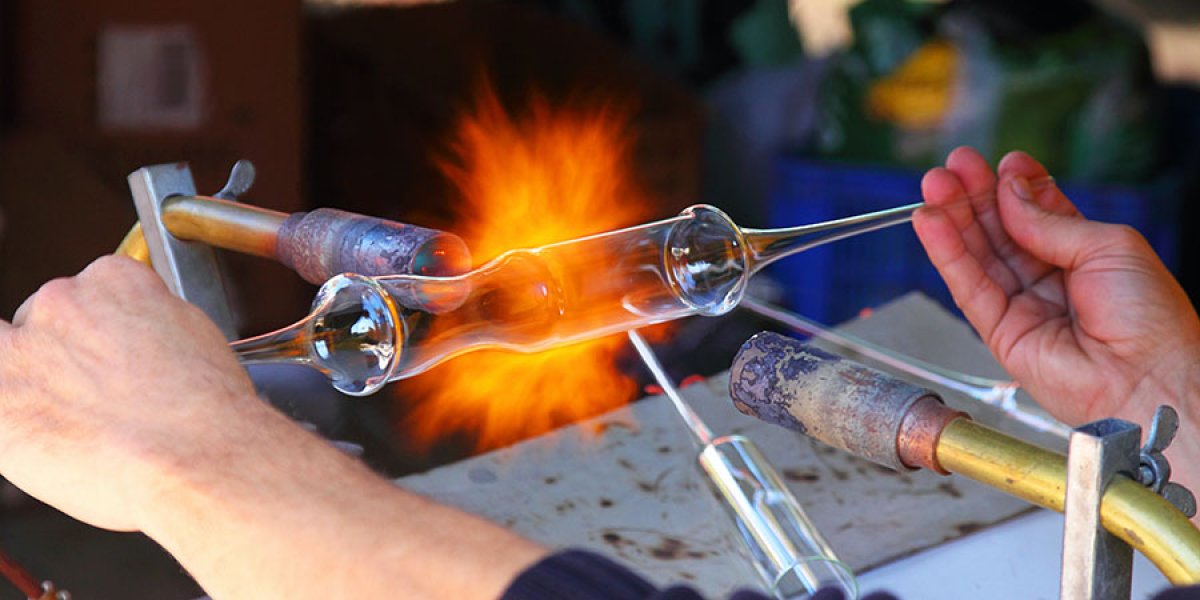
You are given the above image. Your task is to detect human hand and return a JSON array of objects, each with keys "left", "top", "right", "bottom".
[
  {"left": 0, "top": 255, "right": 273, "bottom": 532},
  {"left": 0, "top": 256, "right": 547, "bottom": 599},
  {"left": 913, "top": 147, "right": 1200, "bottom": 430}
]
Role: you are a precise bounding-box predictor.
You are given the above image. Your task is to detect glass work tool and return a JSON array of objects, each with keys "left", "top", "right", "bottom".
[
  {"left": 739, "top": 296, "right": 1071, "bottom": 439},
  {"left": 627, "top": 330, "right": 857, "bottom": 600},
  {"left": 231, "top": 202, "right": 919, "bottom": 395}
]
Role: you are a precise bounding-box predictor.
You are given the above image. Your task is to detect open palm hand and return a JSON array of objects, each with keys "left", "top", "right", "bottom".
[{"left": 913, "top": 147, "right": 1200, "bottom": 427}]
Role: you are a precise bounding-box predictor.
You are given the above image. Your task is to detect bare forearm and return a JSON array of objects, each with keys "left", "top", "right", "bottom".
[
  {"left": 0, "top": 258, "right": 545, "bottom": 597},
  {"left": 140, "top": 397, "right": 546, "bottom": 599}
]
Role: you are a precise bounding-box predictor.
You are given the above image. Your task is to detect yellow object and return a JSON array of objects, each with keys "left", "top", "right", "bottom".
[
  {"left": 115, "top": 223, "right": 151, "bottom": 265},
  {"left": 866, "top": 40, "right": 958, "bottom": 129},
  {"left": 937, "top": 418, "right": 1200, "bottom": 584},
  {"left": 159, "top": 196, "right": 284, "bottom": 259},
  {"left": 113, "top": 196, "right": 287, "bottom": 266}
]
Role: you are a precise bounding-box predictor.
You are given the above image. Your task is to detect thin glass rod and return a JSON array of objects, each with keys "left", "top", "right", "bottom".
[
  {"left": 740, "top": 296, "right": 1070, "bottom": 439},
  {"left": 743, "top": 203, "right": 921, "bottom": 273},
  {"left": 627, "top": 330, "right": 714, "bottom": 445},
  {"left": 232, "top": 321, "right": 311, "bottom": 365}
]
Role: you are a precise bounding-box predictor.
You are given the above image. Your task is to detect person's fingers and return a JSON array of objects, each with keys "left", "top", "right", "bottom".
[
  {"left": 913, "top": 205, "right": 1008, "bottom": 342},
  {"left": 921, "top": 166, "right": 1021, "bottom": 294},
  {"left": 920, "top": 166, "right": 967, "bottom": 208},
  {"left": 12, "top": 290, "right": 37, "bottom": 327},
  {"left": 944, "top": 147, "right": 1050, "bottom": 288},
  {"left": 945, "top": 147, "right": 996, "bottom": 199},
  {"left": 996, "top": 151, "right": 1050, "bottom": 178},
  {"left": 11, "top": 276, "right": 77, "bottom": 328},
  {"left": 997, "top": 174, "right": 1112, "bottom": 271},
  {"left": 25, "top": 256, "right": 172, "bottom": 331},
  {"left": 76, "top": 255, "right": 168, "bottom": 298},
  {"left": 997, "top": 151, "right": 1081, "bottom": 217}
]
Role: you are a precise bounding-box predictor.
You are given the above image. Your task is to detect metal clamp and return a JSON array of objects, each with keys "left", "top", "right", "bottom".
[
  {"left": 1061, "top": 405, "right": 1198, "bottom": 599},
  {"left": 128, "top": 162, "right": 246, "bottom": 340},
  {"left": 1062, "top": 418, "right": 1140, "bottom": 599}
]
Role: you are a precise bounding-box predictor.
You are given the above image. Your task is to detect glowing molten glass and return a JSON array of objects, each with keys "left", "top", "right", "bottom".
[{"left": 402, "top": 85, "right": 652, "bottom": 451}]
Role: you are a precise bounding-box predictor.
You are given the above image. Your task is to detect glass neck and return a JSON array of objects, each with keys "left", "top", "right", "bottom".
[
  {"left": 741, "top": 202, "right": 921, "bottom": 274},
  {"left": 232, "top": 319, "right": 312, "bottom": 365}
]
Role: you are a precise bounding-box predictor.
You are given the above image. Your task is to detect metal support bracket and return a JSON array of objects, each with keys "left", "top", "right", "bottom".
[
  {"left": 128, "top": 163, "right": 237, "bottom": 340},
  {"left": 1061, "top": 418, "right": 1141, "bottom": 600}
]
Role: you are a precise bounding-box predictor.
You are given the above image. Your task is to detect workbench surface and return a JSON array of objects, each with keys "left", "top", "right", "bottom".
[{"left": 396, "top": 293, "right": 1143, "bottom": 597}]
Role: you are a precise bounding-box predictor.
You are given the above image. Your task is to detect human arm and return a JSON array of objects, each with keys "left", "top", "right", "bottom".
[
  {"left": 0, "top": 256, "right": 547, "bottom": 599},
  {"left": 912, "top": 147, "right": 1200, "bottom": 500}
]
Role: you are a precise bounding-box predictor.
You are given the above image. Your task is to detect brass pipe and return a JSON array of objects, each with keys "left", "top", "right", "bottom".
[
  {"left": 115, "top": 196, "right": 286, "bottom": 264},
  {"left": 937, "top": 418, "right": 1200, "bottom": 584},
  {"left": 160, "top": 196, "right": 286, "bottom": 258},
  {"left": 115, "top": 223, "right": 152, "bottom": 264}
]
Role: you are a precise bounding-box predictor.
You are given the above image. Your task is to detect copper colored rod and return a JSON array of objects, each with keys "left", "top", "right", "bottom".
[
  {"left": 115, "top": 223, "right": 151, "bottom": 263},
  {"left": 115, "top": 196, "right": 286, "bottom": 265},
  {"left": 160, "top": 195, "right": 285, "bottom": 258}
]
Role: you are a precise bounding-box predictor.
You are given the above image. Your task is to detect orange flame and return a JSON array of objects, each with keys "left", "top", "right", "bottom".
[{"left": 401, "top": 83, "right": 653, "bottom": 451}]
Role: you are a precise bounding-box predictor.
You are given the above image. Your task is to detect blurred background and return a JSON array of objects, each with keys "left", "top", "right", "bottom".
[{"left": 1, "top": 0, "right": 1199, "bottom": 597}]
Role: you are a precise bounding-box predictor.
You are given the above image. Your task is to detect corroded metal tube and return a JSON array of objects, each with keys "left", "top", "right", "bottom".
[
  {"left": 115, "top": 196, "right": 471, "bottom": 283},
  {"left": 729, "top": 331, "right": 945, "bottom": 471},
  {"left": 275, "top": 208, "right": 470, "bottom": 283}
]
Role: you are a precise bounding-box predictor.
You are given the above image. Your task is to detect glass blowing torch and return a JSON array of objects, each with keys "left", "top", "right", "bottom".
[{"left": 228, "top": 202, "right": 920, "bottom": 395}]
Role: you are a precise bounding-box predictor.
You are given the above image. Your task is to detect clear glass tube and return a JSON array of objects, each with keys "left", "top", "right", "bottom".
[
  {"left": 628, "top": 330, "right": 856, "bottom": 599},
  {"left": 699, "top": 436, "right": 857, "bottom": 600},
  {"left": 232, "top": 203, "right": 920, "bottom": 395}
]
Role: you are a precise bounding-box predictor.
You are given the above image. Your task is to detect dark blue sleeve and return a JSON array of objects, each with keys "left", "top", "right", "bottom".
[
  {"left": 500, "top": 549, "right": 767, "bottom": 600},
  {"left": 1154, "top": 585, "right": 1200, "bottom": 599},
  {"left": 500, "top": 549, "right": 898, "bottom": 600},
  {"left": 501, "top": 549, "right": 657, "bottom": 600}
]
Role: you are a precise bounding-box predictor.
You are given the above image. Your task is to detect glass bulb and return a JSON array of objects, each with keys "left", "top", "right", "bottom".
[{"left": 233, "top": 273, "right": 402, "bottom": 396}]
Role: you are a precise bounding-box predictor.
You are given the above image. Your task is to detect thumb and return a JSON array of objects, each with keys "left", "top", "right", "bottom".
[{"left": 998, "top": 174, "right": 1115, "bottom": 271}]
